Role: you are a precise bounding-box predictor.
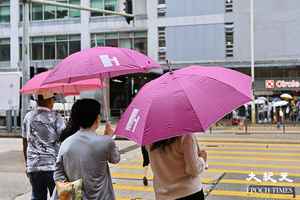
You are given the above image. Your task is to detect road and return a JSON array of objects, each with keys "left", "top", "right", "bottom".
[{"left": 1, "top": 132, "right": 299, "bottom": 200}]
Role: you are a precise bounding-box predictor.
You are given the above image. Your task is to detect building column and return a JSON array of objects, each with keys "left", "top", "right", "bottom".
[
  {"left": 80, "top": 0, "right": 90, "bottom": 50},
  {"left": 146, "top": 0, "right": 158, "bottom": 61},
  {"left": 10, "top": 0, "right": 19, "bottom": 69}
]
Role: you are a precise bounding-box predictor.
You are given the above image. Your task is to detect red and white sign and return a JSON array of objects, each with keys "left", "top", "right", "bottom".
[
  {"left": 265, "top": 80, "right": 275, "bottom": 89},
  {"left": 265, "top": 80, "right": 300, "bottom": 89}
]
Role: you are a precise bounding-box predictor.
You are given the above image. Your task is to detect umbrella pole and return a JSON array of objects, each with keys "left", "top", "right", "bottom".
[
  {"left": 101, "top": 77, "right": 110, "bottom": 122},
  {"left": 63, "top": 102, "right": 66, "bottom": 120}
]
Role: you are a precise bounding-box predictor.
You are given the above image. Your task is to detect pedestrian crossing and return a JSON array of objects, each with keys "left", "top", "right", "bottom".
[{"left": 112, "top": 138, "right": 300, "bottom": 200}]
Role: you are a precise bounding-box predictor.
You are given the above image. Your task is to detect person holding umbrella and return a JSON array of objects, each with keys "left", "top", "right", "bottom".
[
  {"left": 148, "top": 135, "right": 207, "bottom": 200},
  {"left": 22, "top": 93, "right": 66, "bottom": 200},
  {"left": 52, "top": 99, "right": 120, "bottom": 200},
  {"left": 115, "top": 66, "right": 253, "bottom": 200}
]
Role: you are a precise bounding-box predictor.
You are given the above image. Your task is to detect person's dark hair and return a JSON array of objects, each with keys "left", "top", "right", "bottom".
[
  {"left": 150, "top": 136, "right": 180, "bottom": 152},
  {"left": 60, "top": 99, "right": 101, "bottom": 142}
]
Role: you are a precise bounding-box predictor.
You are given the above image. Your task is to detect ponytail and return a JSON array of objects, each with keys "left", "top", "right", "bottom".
[{"left": 60, "top": 100, "right": 81, "bottom": 142}]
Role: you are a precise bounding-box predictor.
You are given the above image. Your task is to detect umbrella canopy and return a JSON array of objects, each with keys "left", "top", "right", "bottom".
[
  {"left": 115, "top": 66, "right": 252, "bottom": 145},
  {"left": 257, "top": 96, "right": 267, "bottom": 101},
  {"left": 43, "top": 47, "right": 161, "bottom": 84},
  {"left": 245, "top": 98, "right": 265, "bottom": 105},
  {"left": 273, "top": 100, "right": 288, "bottom": 107},
  {"left": 254, "top": 98, "right": 266, "bottom": 104},
  {"left": 20, "top": 70, "right": 105, "bottom": 96},
  {"left": 280, "top": 93, "right": 292, "bottom": 100}
]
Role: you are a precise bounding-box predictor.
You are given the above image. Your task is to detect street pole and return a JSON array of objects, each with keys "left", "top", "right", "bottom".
[
  {"left": 250, "top": 0, "right": 256, "bottom": 124},
  {"left": 21, "top": 0, "right": 30, "bottom": 123}
]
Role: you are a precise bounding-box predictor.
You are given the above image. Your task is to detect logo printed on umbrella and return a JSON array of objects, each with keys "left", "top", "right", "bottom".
[
  {"left": 125, "top": 108, "right": 140, "bottom": 133},
  {"left": 99, "top": 55, "right": 120, "bottom": 67}
]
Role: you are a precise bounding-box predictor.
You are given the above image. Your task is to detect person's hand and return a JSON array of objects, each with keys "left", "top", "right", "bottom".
[
  {"left": 198, "top": 150, "right": 207, "bottom": 162},
  {"left": 104, "top": 122, "right": 114, "bottom": 136}
]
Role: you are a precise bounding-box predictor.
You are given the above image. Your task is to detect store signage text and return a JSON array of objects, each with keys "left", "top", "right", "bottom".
[{"left": 265, "top": 80, "right": 300, "bottom": 89}]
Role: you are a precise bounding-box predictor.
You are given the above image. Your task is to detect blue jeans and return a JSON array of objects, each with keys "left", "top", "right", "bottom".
[{"left": 28, "top": 171, "right": 55, "bottom": 200}]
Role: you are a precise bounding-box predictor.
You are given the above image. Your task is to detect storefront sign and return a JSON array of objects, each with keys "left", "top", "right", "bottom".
[
  {"left": 247, "top": 185, "right": 296, "bottom": 198},
  {"left": 265, "top": 80, "right": 300, "bottom": 89}
]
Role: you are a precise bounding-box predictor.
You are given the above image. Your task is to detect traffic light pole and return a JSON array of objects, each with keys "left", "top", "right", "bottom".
[{"left": 20, "top": 0, "right": 134, "bottom": 124}]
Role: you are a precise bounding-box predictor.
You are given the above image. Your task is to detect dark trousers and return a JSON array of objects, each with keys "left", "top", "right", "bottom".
[
  {"left": 28, "top": 171, "right": 55, "bottom": 200},
  {"left": 176, "top": 190, "right": 205, "bottom": 200},
  {"left": 141, "top": 146, "right": 150, "bottom": 167}
]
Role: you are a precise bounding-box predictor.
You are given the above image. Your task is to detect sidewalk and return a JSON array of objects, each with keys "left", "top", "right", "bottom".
[{"left": 2, "top": 123, "right": 300, "bottom": 138}]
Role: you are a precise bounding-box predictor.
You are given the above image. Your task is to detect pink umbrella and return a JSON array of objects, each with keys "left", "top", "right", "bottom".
[
  {"left": 20, "top": 70, "right": 105, "bottom": 96},
  {"left": 43, "top": 47, "right": 161, "bottom": 84},
  {"left": 115, "top": 66, "right": 252, "bottom": 145},
  {"left": 42, "top": 47, "right": 160, "bottom": 121}
]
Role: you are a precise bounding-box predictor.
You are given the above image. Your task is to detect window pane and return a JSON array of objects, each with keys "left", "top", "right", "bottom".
[
  {"left": 91, "top": 0, "right": 104, "bottom": 16},
  {"left": 95, "top": 38, "right": 105, "bottom": 46},
  {"left": 134, "top": 38, "right": 147, "bottom": 55},
  {"left": 134, "top": 31, "right": 147, "bottom": 38},
  {"left": 119, "top": 32, "right": 132, "bottom": 38},
  {"left": 57, "top": 41, "right": 68, "bottom": 59},
  {"left": 91, "top": 40, "right": 96, "bottom": 47},
  {"left": 19, "top": 43, "right": 22, "bottom": 60},
  {"left": 44, "top": 36, "right": 55, "bottom": 42},
  {"left": 159, "top": 40, "right": 166, "bottom": 47},
  {"left": 0, "top": 6, "right": 10, "bottom": 23},
  {"left": 32, "top": 37, "right": 44, "bottom": 42},
  {"left": 105, "top": 39, "right": 118, "bottom": 47},
  {"left": 44, "top": 42, "right": 55, "bottom": 59},
  {"left": 57, "top": 35, "right": 68, "bottom": 41},
  {"left": 32, "top": 43, "right": 43, "bottom": 60},
  {"left": 104, "top": 0, "right": 117, "bottom": 11},
  {"left": 19, "top": 5, "right": 23, "bottom": 22},
  {"left": 69, "top": 35, "right": 81, "bottom": 41},
  {"left": 57, "top": 0, "right": 68, "bottom": 19},
  {"left": 105, "top": 32, "right": 118, "bottom": 39},
  {"left": 69, "top": 40, "right": 80, "bottom": 55},
  {"left": 44, "top": 5, "right": 56, "bottom": 20},
  {"left": 0, "top": 44, "right": 10, "bottom": 61},
  {"left": 32, "top": 4, "right": 43, "bottom": 20},
  {"left": 119, "top": 39, "right": 132, "bottom": 49},
  {"left": 69, "top": 0, "right": 80, "bottom": 18}
]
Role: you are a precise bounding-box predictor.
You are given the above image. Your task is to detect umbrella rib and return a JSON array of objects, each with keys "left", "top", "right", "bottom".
[
  {"left": 174, "top": 76, "right": 252, "bottom": 131},
  {"left": 176, "top": 73, "right": 252, "bottom": 99},
  {"left": 120, "top": 48, "right": 140, "bottom": 68},
  {"left": 174, "top": 78, "right": 205, "bottom": 131}
]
